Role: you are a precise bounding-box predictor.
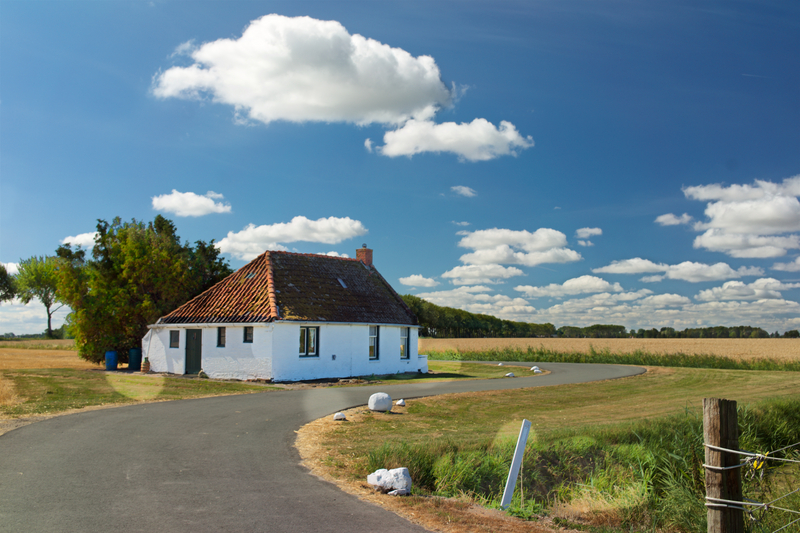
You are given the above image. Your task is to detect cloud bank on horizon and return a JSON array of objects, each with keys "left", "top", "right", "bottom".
[{"left": 152, "top": 14, "right": 532, "bottom": 162}]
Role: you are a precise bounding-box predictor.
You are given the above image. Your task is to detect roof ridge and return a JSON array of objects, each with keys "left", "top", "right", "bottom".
[
  {"left": 264, "top": 252, "right": 279, "bottom": 321},
  {"left": 263, "top": 250, "right": 362, "bottom": 262}
]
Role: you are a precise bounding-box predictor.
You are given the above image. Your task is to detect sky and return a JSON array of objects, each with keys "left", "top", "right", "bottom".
[{"left": 2, "top": 0, "right": 800, "bottom": 335}]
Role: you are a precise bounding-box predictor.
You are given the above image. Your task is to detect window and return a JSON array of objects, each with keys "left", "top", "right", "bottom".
[
  {"left": 169, "top": 330, "right": 179, "bottom": 348},
  {"left": 217, "top": 327, "right": 226, "bottom": 347},
  {"left": 243, "top": 326, "right": 254, "bottom": 343},
  {"left": 369, "top": 325, "right": 379, "bottom": 360},
  {"left": 400, "top": 328, "right": 409, "bottom": 359},
  {"left": 299, "top": 326, "right": 319, "bottom": 357}
]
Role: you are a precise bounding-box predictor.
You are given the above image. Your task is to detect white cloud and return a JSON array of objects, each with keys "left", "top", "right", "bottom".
[
  {"left": 575, "top": 227, "right": 602, "bottom": 239},
  {"left": 593, "top": 258, "right": 668, "bottom": 274},
  {"left": 0, "top": 299, "right": 71, "bottom": 334},
  {"left": 399, "top": 274, "right": 439, "bottom": 287},
  {"left": 451, "top": 185, "right": 477, "bottom": 197},
  {"left": 322, "top": 251, "right": 350, "bottom": 258},
  {"left": 416, "top": 286, "right": 536, "bottom": 318},
  {"left": 773, "top": 257, "right": 800, "bottom": 272},
  {"left": 217, "top": 216, "right": 368, "bottom": 260},
  {"left": 681, "top": 176, "right": 800, "bottom": 257},
  {"left": 594, "top": 258, "right": 763, "bottom": 282},
  {"left": 452, "top": 221, "right": 470, "bottom": 226},
  {"left": 577, "top": 240, "right": 594, "bottom": 247},
  {"left": 441, "top": 264, "right": 524, "bottom": 285},
  {"left": 456, "top": 228, "right": 581, "bottom": 267},
  {"left": 152, "top": 190, "right": 232, "bottom": 217},
  {"left": 695, "top": 278, "right": 800, "bottom": 302},
  {"left": 2, "top": 262, "right": 19, "bottom": 275},
  {"left": 515, "top": 275, "right": 623, "bottom": 298},
  {"left": 378, "top": 118, "right": 533, "bottom": 161},
  {"left": 364, "top": 139, "right": 373, "bottom": 153},
  {"left": 153, "top": 15, "right": 451, "bottom": 126},
  {"left": 61, "top": 232, "right": 98, "bottom": 248},
  {"left": 655, "top": 213, "right": 693, "bottom": 226}
]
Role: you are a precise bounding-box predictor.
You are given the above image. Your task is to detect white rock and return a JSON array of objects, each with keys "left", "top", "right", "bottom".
[
  {"left": 388, "top": 489, "right": 410, "bottom": 496},
  {"left": 368, "top": 392, "right": 392, "bottom": 412},
  {"left": 333, "top": 412, "right": 346, "bottom": 421},
  {"left": 505, "top": 372, "right": 515, "bottom": 377},
  {"left": 396, "top": 399, "right": 406, "bottom": 407},
  {"left": 368, "top": 467, "right": 412, "bottom": 493},
  {"left": 531, "top": 366, "right": 540, "bottom": 371},
  {"left": 498, "top": 363, "right": 504, "bottom": 366},
  {"left": 534, "top": 369, "right": 543, "bottom": 374}
]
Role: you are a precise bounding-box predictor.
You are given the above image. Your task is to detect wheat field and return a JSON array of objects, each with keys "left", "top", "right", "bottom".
[{"left": 419, "top": 337, "right": 800, "bottom": 362}]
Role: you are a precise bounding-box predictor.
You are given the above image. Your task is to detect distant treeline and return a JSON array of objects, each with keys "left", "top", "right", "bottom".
[
  {"left": 401, "top": 294, "right": 800, "bottom": 339},
  {"left": 401, "top": 295, "right": 555, "bottom": 338}
]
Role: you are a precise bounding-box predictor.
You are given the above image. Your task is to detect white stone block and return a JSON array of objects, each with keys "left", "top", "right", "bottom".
[
  {"left": 531, "top": 366, "right": 540, "bottom": 371},
  {"left": 333, "top": 412, "right": 346, "bottom": 421},
  {"left": 368, "top": 392, "right": 392, "bottom": 412},
  {"left": 498, "top": 363, "right": 503, "bottom": 366},
  {"left": 534, "top": 369, "right": 542, "bottom": 374},
  {"left": 505, "top": 372, "right": 515, "bottom": 377},
  {"left": 368, "top": 467, "right": 412, "bottom": 493},
  {"left": 396, "top": 399, "right": 406, "bottom": 407}
]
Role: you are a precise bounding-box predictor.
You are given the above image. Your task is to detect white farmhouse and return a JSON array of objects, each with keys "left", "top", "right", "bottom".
[{"left": 142, "top": 246, "right": 425, "bottom": 382}]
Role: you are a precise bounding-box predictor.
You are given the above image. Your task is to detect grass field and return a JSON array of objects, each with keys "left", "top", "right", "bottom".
[
  {"left": 298, "top": 366, "right": 800, "bottom": 533},
  {"left": 420, "top": 337, "right": 800, "bottom": 362}
]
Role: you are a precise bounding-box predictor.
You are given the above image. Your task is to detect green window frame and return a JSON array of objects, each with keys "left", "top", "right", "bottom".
[
  {"left": 169, "top": 330, "right": 179, "bottom": 348},
  {"left": 243, "top": 326, "right": 254, "bottom": 343},
  {"left": 400, "top": 328, "right": 409, "bottom": 359},
  {"left": 299, "top": 326, "right": 319, "bottom": 357},
  {"left": 217, "top": 327, "right": 226, "bottom": 347},
  {"left": 369, "top": 325, "right": 379, "bottom": 360}
]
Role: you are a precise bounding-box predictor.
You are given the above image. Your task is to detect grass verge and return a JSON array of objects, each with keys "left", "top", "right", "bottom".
[
  {"left": 0, "top": 368, "right": 279, "bottom": 419},
  {"left": 298, "top": 367, "right": 800, "bottom": 533},
  {"left": 355, "top": 361, "right": 544, "bottom": 386},
  {"left": 428, "top": 346, "right": 800, "bottom": 371}
]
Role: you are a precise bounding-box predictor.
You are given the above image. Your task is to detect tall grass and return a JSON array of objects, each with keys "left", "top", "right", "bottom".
[
  {"left": 365, "top": 398, "right": 800, "bottom": 532},
  {"left": 428, "top": 346, "right": 800, "bottom": 371}
]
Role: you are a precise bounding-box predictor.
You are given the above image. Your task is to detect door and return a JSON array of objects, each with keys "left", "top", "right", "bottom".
[{"left": 185, "top": 329, "right": 202, "bottom": 374}]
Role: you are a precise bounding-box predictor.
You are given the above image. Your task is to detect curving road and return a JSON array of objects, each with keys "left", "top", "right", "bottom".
[{"left": 0, "top": 363, "right": 644, "bottom": 533}]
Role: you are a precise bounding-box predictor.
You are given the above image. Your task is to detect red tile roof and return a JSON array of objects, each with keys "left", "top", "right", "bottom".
[{"left": 158, "top": 251, "right": 418, "bottom": 325}]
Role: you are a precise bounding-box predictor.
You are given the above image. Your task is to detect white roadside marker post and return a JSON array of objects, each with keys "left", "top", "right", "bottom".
[{"left": 501, "top": 419, "right": 532, "bottom": 510}]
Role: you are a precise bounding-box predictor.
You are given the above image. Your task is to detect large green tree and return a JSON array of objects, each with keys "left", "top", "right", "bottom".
[
  {"left": 0, "top": 264, "right": 15, "bottom": 303},
  {"left": 15, "top": 256, "right": 65, "bottom": 337},
  {"left": 56, "top": 215, "right": 232, "bottom": 363}
]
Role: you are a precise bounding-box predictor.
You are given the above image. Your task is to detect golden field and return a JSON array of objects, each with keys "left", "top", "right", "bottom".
[{"left": 419, "top": 337, "right": 800, "bottom": 362}]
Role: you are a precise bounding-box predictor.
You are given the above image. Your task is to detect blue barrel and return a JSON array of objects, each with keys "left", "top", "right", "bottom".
[
  {"left": 105, "top": 350, "right": 118, "bottom": 371},
  {"left": 128, "top": 348, "right": 142, "bottom": 371}
]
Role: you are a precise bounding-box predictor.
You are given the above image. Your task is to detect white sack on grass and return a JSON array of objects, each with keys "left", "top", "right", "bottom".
[
  {"left": 368, "top": 467, "right": 412, "bottom": 494},
  {"left": 368, "top": 392, "right": 392, "bottom": 412}
]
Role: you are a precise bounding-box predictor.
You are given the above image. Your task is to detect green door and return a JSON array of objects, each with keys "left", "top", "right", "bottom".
[{"left": 185, "top": 329, "right": 202, "bottom": 374}]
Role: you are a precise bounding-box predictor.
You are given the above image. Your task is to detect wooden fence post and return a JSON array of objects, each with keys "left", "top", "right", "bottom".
[{"left": 704, "top": 398, "right": 744, "bottom": 533}]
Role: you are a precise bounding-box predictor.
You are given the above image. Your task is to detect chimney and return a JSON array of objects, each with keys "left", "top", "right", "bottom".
[{"left": 356, "top": 243, "right": 373, "bottom": 266}]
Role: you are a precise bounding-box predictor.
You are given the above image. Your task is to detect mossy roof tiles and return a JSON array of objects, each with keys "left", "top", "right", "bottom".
[{"left": 158, "top": 251, "right": 417, "bottom": 326}]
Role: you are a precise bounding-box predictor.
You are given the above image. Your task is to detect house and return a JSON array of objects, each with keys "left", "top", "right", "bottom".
[{"left": 141, "top": 245, "right": 425, "bottom": 382}]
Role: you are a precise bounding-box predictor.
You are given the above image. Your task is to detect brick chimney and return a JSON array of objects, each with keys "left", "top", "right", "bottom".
[{"left": 356, "top": 244, "right": 373, "bottom": 266}]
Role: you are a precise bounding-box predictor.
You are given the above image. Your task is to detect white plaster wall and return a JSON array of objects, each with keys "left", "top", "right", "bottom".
[
  {"left": 143, "top": 328, "right": 187, "bottom": 374},
  {"left": 200, "top": 325, "right": 273, "bottom": 381},
  {"left": 271, "top": 323, "right": 423, "bottom": 382}
]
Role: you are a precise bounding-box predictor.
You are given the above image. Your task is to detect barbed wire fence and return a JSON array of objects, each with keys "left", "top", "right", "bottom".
[{"left": 703, "top": 398, "right": 800, "bottom": 533}]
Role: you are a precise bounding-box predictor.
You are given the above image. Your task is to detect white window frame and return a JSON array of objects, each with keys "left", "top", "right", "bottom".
[{"left": 400, "top": 327, "right": 410, "bottom": 359}]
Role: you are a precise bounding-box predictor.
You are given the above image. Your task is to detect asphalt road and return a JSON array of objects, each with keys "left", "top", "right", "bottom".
[{"left": 0, "top": 363, "right": 645, "bottom": 533}]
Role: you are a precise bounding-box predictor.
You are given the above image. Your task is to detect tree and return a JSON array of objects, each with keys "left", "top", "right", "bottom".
[
  {"left": 15, "top": 256, "right": 65, "bottom": 337},
  {"left": 56, "top": 216, "right": 232, "bottom": 363},
  {"left": 0, "top": 264, "right": 15, "bottom": 303}
]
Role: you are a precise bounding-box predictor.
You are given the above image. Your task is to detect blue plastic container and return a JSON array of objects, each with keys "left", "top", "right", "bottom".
[
  {"left": 105, "top": 350, "right": 118, "bottom": 371},
  {"left": 128, "top": 348, "right": 142, "bottom": 371}
]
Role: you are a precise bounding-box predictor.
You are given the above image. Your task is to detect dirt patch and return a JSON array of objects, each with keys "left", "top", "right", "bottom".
[
  {"left": 0, "top": 349, "right": 97, "bottom": 370},
  {"left": 297, "top": 406, "right": 568, "bottom": 533}
]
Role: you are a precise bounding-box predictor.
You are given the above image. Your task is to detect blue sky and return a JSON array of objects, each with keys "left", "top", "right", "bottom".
[{"left": 2, "top": 1, "right": 800, "bottom": 334}]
